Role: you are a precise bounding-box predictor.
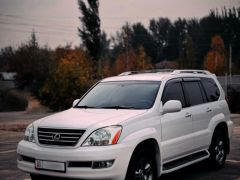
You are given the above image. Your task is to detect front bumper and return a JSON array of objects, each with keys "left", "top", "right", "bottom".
[{"left": 17, "top": 140, "right": 133, "bottom": 180}]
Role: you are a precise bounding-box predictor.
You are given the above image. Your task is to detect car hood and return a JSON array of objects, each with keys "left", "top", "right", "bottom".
[{"left": 36, "top": 108, "right": 147, "bottom": 129}]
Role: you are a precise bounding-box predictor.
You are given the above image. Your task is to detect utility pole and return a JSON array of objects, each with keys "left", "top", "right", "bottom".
[
  {"left": 123, "top": 23, "right": 130, "bottom": 71},
  {"left": 229, "top": 44, "right": 232, "bottom": 85}
]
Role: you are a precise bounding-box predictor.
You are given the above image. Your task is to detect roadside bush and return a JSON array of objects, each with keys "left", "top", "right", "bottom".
[
  {"left": 0, "top": 89, "right": 28, "bottom": 112},
  {"left": 227, "top": 86, "right": 240, "bottom": 113},
  {"left": 40, "top": 49, "right": 93, "bottom": 111}
]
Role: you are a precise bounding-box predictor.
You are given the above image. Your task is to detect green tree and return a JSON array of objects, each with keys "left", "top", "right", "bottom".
[
  {"left": 131, "top": 23, "right": 157, "bottom": 63},
  {"left": 99, "top": 31, "right": 111, "bottom": 58},
  {"left": 78, "top": 0, "right": 101, "bottom": 61},
  {"left": 149, "top": 18, "right": 173, "bottom": 62},
  {"left": 178, "top": 34, "right": 196, "bottom": 69},
  {"left": 111, "top": 24, "right": 131, "bottom": 63},
  {"left": 0, "top": 46, "right": 15, "bottom": 71},
  {"left": 10, "top": 32, "right": 52, "bottom": 96}
]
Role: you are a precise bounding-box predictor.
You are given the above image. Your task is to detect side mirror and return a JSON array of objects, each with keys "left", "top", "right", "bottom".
[
  {"left": 73, "top": 99, "right": 80, "bottom": 107},
  {"left": 162, "top": 100, "right": 182, "bottom": 114}
]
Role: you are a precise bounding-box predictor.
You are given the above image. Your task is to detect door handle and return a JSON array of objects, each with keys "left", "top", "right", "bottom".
[
  {"left": 185, "top": 113, "right": 192, "bottom": 118},
  {"left": 206, "top": 108, "right": 212, "bottom": 113}
]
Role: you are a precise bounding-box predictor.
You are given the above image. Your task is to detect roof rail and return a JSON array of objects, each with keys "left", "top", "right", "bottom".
[
  {"left": 118, "top": 71, "right": 138, "bottom": 76},
  {"left": 173, "top": 70, "right": 211, "bottom": 75},
  {"left": 118, "top": 69, "right": 174, "bottom": 76},
  {"left": 118, "top": 69, "right": 212, "bottom": 76}
]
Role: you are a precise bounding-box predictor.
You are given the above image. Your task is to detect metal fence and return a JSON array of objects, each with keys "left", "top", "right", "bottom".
[{"left": 217, "top": 75, "right": 240, "bottom": 93}]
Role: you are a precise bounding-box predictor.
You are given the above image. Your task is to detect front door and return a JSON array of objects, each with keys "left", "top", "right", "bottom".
[{"left": 160, "top": 79, "right": 193, "bottom": 162}]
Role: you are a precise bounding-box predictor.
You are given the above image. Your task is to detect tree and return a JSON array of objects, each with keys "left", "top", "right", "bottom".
[
  {"left": 111, "top": 24, "right": 132, "bottom": 65},
  {"left": 9, "top": 32, "right": 52, "bottom": 96},
  {"left": 113, "top": 46, "right": 153, "bottom": 75},
  {"left": 98, "top": 31, "right": 111, "bottom": 77},
  {"left": 131, "top": 23, "right": 157, "bottom": 63},
  {"left": 99, "top": 31, "right": 111, "bottom": 58},
  {"left": 204, "top": 35, "right": 226, "bottom": 75},
  {"left": 149, "top": 18, "right": 173, "bottom": 62},
  {"left": 40, "top": 49, "right": 93, "bottom": 110},
  {"left": 0, "top": 46, "right": 15, "bottom": 71},
  {"left": 178, "top": 34, "right": 196, "bottom": 69},
  {"left": 78, "top": 0, "right": 101, "bottom": 61},
  {"left": 186, "top": 19, "right": 201, "bottom": 68}
]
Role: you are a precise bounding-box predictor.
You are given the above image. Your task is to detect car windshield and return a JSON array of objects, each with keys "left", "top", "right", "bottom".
[{"left": 76, "top": 81, "right": 161, "bottom": 109}]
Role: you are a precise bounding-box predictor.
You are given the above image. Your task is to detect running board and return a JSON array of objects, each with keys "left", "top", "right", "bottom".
[{"left": 162, "top": 151, "right": 209, "bottom": 174}]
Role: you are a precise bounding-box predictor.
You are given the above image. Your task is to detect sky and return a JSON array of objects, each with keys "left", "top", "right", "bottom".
[{"left": 0, "top": 0, "right": 239, "bottom": 49}]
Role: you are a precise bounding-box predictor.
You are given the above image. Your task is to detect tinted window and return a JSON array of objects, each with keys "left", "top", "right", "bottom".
[
  {"left": 201, "top": 78, "right": 220, "bottom": 102},
  {"left": 162, "top": 82, "right": 186, "bottom": 107},
  {"left": 183, "top": 81, "right": 204, "bottom": 106},
  {"left": 77, "top": 81, "right": 161, "bottom": 109}
]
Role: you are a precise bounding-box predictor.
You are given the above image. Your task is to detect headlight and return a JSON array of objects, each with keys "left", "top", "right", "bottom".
[
  {"left": 82, "top": 126, "right": 122, "bottom": 146},
  {"left": 24, "top": 123, "right": 35, "bottom": 143}
]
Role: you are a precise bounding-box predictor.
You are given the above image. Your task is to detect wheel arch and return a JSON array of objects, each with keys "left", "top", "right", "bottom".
[
  {"left": 212, "top": 122, "right": 230, "bottom": 154},
  {"left": 128, "top": 138, "right": 161, "bottom": 178}
]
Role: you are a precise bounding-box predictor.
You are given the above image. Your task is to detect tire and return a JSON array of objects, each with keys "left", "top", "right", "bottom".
[
  {"left": 125, "top": 148, "right": 157, "bottom": 180},
  {"left": 208, "top": 129, "right": 227, "bottom": 169}
]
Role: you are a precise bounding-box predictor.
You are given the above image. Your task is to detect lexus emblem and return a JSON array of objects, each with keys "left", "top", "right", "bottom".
[{"left": 53, "top": 133, "right": 61, "bottom": 141}]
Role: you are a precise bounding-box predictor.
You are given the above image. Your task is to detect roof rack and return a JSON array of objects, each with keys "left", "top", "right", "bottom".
[
  {"left": 118, "top": 69, "right": 211, "bottom": 76},
  {"left": 172, "top": 70, "right": 211, "bottom": 75},
  {"left": 118, "top": 69, "right": 174, "bottom": 76}
]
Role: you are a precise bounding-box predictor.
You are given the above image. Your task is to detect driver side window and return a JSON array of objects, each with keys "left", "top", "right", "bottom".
[{"left": 161, "top": 81, "right": 186, "bottom": 108}]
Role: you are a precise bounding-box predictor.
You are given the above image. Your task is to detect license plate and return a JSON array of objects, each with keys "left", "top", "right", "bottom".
[{"left": 35, "top": 160, "right": 66, "bottom": 172}]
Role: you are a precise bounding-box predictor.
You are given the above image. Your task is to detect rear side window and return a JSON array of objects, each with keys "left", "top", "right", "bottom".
[
  {"left": 201, "top": 78, "right": 220, "bottom": 102},
  {"left": 162, "top": 81, "right": 186, "bottom": 107},
  {"left": 183, "top": 81, "right": 204, "bottom": 106}
]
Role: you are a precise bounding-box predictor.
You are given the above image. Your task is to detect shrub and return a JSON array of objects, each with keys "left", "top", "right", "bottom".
[
  {"left": 40, "top": 49, "right": 93, "bottom": 111},
  {"left": 0, "top": 89, "right": 28, "bottom": 112},
  {"left": 227, "top": 86, "right": 240, "bottom": 113}
]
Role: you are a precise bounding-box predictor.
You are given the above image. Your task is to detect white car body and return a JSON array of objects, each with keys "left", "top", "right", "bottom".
[{"left": 17, "top": 70, "right": 234, "bottom": 180}]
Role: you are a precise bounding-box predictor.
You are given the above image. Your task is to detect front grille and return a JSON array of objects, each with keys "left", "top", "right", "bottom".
[{"left": 38, "top": 127, "right": 85, "bottom": 146}]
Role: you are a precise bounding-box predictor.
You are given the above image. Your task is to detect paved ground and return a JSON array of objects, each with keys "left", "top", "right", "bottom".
[{"left": 0, "top": 112, "right": 239, "bottom": 180}]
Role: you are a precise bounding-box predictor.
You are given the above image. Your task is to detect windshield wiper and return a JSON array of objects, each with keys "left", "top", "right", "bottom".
[
  {"left": 75, "top": 105, "right": 97, "bottom": 109},
  {"left": 99, "top": 105, "right": 136, "bottom": 109}
]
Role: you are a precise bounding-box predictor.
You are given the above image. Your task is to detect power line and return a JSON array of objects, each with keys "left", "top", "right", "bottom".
[
  {"left": 0, "top": 26, "right": 78, "bottom": 37},
  {"left": 0, "top": 21, "right": 77, "bottom": 34},
  {"left": 0, "top": 12, "right": 157, "bottom": 20},
  {"left": 0, "top": 13, "right": 78, "bottom": 20},
  {"left": 0, "top": 16, "right": 78, "bottom": 29},
  {"left": 0, "top": 15, "right": 124, "bottom": 31}
]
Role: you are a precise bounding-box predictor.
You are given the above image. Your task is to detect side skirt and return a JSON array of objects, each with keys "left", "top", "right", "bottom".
[{"left": 162, "top": 150, "right": 210, "bottom": 174}]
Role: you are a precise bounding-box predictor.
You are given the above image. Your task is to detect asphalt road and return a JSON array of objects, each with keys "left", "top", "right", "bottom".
[{"left": 0, "top": 112, "right": 239, "bottom": 180}]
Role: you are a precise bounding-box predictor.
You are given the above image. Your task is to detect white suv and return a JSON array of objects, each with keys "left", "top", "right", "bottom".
[{"left": 17, "top": 70, "right": 234, "bottom": 180}]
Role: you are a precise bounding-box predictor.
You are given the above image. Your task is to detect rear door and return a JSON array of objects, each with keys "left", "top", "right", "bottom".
[
  {"left": 182, "top": 78, "right": 210, "bottom": 151},
  {"left": 161, "top": 78, "right": 193, "bottom": 162},
  {"left": 199, "top": 78, "right": 221, "bottom": 146}
]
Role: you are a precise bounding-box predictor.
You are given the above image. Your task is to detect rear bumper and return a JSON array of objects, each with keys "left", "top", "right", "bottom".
[{"left": 17, "top": 140, "right": 133, "bottom": 180}]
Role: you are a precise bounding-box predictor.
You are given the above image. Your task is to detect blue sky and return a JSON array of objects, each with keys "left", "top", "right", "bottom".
[{"left": 0, "top": 0, "right": 239, "bottom": 49}]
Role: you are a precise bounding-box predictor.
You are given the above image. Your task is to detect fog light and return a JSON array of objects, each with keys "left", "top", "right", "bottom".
[
  {"left": 92, "top": 160, "right": 114, "bottom": 169},
  {"left": 17, "top": 154, "right": 23, "bottom": 161}
]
